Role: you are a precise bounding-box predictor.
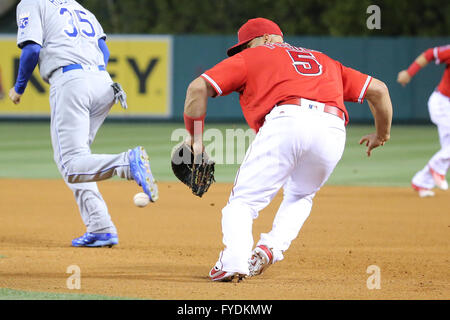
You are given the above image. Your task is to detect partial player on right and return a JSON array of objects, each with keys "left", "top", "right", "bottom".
[{"left": 398, "top": 45, "right": 450, "bottom": 197}]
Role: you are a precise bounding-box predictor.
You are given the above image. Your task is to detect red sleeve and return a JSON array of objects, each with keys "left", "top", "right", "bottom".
[
  {"left": 340, "top": 63, "right": 373, "bottom": 104},
  {"left": 424, "top": 48, "right": 435, "bottom": 62},
  {"left": 200, "top": 54, "right": 247, "bottom": 97},
  {"left": 434, "top": 45, "right": 450, "bottom": 64}
]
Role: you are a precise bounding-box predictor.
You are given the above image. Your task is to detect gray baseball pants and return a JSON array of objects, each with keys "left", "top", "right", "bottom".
[{"left": 49, "top": 66, "right": 132, "bottom": 234}]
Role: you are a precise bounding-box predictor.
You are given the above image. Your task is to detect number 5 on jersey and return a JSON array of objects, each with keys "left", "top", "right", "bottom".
[{"left": 287, "top": 50, "right": 323, "bottom": 76}]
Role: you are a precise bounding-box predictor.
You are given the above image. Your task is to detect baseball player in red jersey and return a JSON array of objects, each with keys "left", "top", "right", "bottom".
[
  {"left": 398, "top": 45, "right": 450, "bottom": 197},
  {"left": 183, "top": 18, "right": 393, "bottom": 282}
]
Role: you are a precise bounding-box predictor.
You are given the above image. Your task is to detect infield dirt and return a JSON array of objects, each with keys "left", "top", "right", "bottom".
[{"left": 0, "top": 179, "right": 448, "bottom": 299}]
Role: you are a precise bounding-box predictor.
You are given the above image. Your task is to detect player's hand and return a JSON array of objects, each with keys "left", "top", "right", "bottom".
[
  {"left": 359, "top": 133, "right": 389, "bottom": 157},
  {"left": 397, "top": 70, "right": 411, "bottom": 87},
  {"left": 184, "top": 135, "right": 204, "bottom": 157},
  {"left": 9, "top": 87, "right": 22, "bottom": 104}
]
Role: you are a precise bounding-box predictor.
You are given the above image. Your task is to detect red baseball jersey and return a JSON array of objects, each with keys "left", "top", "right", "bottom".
[
  {"left": 424, "top": 45, "right": 450, "bottom": 97},
  {"left": 201, "top": 42, "right": 372, "bottom": 132}
]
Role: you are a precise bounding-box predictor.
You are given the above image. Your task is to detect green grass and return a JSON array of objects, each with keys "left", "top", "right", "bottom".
[
  {"left": 329, "top": 125, "right": 440, "bottom": 186},
  {"left": 0, "top": 288, "right": 136, "bottom": 300},
  {"left": 0, "top": 122, "right": 441, "bottom": 186}
]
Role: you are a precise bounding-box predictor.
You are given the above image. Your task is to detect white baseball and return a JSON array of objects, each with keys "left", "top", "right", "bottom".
[{"left": 133, "top": 192, "right": 150, "bottom": 207}]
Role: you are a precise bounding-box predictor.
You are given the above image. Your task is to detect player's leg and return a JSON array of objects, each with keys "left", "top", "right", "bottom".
[
  {"left": 255, "top": 187, "right": 314, "bottom": 264},
  {"left": 50, "top": 74, "right": 131, "bottom": 183},
  {"left": 411, "top": 92, "right": 441, "bottom": 193},
  {"left": 413, "top": 91, "right": 450, "bottom": 192},
  {"left": 412, "top": 165, "right": 435, "bottom": 190},
  {"left": 428, "top": 90, "right": 450, "bottom": 175},
  {"left": 212, "top": 116, "right": 301, "bottom": 278},
  {"left": 248, "top": 190, "right": 314, "bottom": 277},
  {"left": 428, "top": 105, "right": 450, "bottom": 188},
  {"left": 69, "top": 74, "right": 119, "bottom": 236},
  {"left": 212, "top": 108, "right": 345, "bottom": 279},
  {"left": 252, "top": 114, "right": 346, "bottom": 274},
  {"left": 53, "top": 70, "right": 158, "bottom": 201},
  {"left": 68, "top": 181, "right": 117, "bottom": 234},
  {"left": 49, "top": 75, "right": 121, "bottom": 246},
  {"left": 428, "top": 124, "right": 450, "bottom": 185},
  {"left": 50, "top": 135, "right": 118, "bottom": 244}
]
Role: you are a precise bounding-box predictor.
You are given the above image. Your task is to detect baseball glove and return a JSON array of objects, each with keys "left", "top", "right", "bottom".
[{"left": 171, "top": 142, "right": 215, "bottom": 197}]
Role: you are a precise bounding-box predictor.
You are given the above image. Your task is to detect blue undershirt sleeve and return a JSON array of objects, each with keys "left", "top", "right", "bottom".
[
  {"left": 98, "top": 38, "right": 110, "bottom": 66},
  {"left": 14, "top": 42, "right": 41, "bottom": 94}
]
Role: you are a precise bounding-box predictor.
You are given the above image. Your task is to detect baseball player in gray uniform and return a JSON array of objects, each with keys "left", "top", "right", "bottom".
[{"left": 8, "top": 0, "right": 159, "bottom": 247}]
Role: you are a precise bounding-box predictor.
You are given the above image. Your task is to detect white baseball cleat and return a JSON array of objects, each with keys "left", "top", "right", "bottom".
[
  {"left": 429, "top": 167, "right": 448, "bottom": 190},
  {"left": 209, "top": 266, "right": 246, "bottom": 282},
  {"left": 248, "top": 245, "right": 274, "bottom": 277},
  {"left": 411, "top": 183, "right": 435, "bottom": 198}
]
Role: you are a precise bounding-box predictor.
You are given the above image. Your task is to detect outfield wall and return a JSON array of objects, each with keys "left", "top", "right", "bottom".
[{"left": 0, "top": 35, "right": 448, "bottom": 123}]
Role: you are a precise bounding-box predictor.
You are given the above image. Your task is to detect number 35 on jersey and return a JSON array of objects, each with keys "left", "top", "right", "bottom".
[{"left": 60, "top": 7, "right": 96, "bottom": 38}]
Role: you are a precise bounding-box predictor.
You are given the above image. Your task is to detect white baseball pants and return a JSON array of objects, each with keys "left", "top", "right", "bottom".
[
  {"left": 216, "top": 105, "right": 346, "bottom": 274},
  {"left": 49, "top": 67, "right": 132, "bottom": 234},
  {"left": 412, "top": 90, "right": 450, "bottom": 188}
]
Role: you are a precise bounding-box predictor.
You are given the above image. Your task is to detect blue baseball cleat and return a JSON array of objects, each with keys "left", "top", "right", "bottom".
[
  {"left": 129, "top": 146, "right": 159, "bottom": 202},
  {"left": 72, "top": 232, "right": 119, "bottom": 247}
]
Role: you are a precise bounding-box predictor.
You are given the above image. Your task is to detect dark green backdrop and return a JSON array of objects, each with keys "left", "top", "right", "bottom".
[{"left": 1, "top": 1, "right": 448, "bottom": 124}]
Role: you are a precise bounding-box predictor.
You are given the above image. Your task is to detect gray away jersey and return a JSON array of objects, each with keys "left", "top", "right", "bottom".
[{"left": 16, "top": 0, "right": 106, "bottom": 83}]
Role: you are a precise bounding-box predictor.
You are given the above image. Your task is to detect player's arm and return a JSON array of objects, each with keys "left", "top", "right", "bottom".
[
  {"left": 9, "top": 41, "right": 41, "bottom": 104},
  {"left": 397, "top": 48, "right": 436, "bottom": 86},
  {"left": 183, "top": 77, "right": 216, "bottom": 155},
  {"left": 184, "top": 55, "right": 246, "bottom": 155},
  {"left": 98, "top": 38, "right": 110, "bottom": 66},
  {"left": 340, "top": 62, "right": 392, "bottom": 157},
  {"left": 359, "top": 78, "right": 393, "bottom": 156},
  {"left": 11, "top": 0, "right": 44, "bottom": 104}
]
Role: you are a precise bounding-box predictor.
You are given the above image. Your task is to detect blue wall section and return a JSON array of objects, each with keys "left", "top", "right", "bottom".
[
  {"left": 172, "top": 35, "right": 242, "bottom": 121},
  {"left": 172, "top": 36, "right": 450, "bottom": 124}
]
